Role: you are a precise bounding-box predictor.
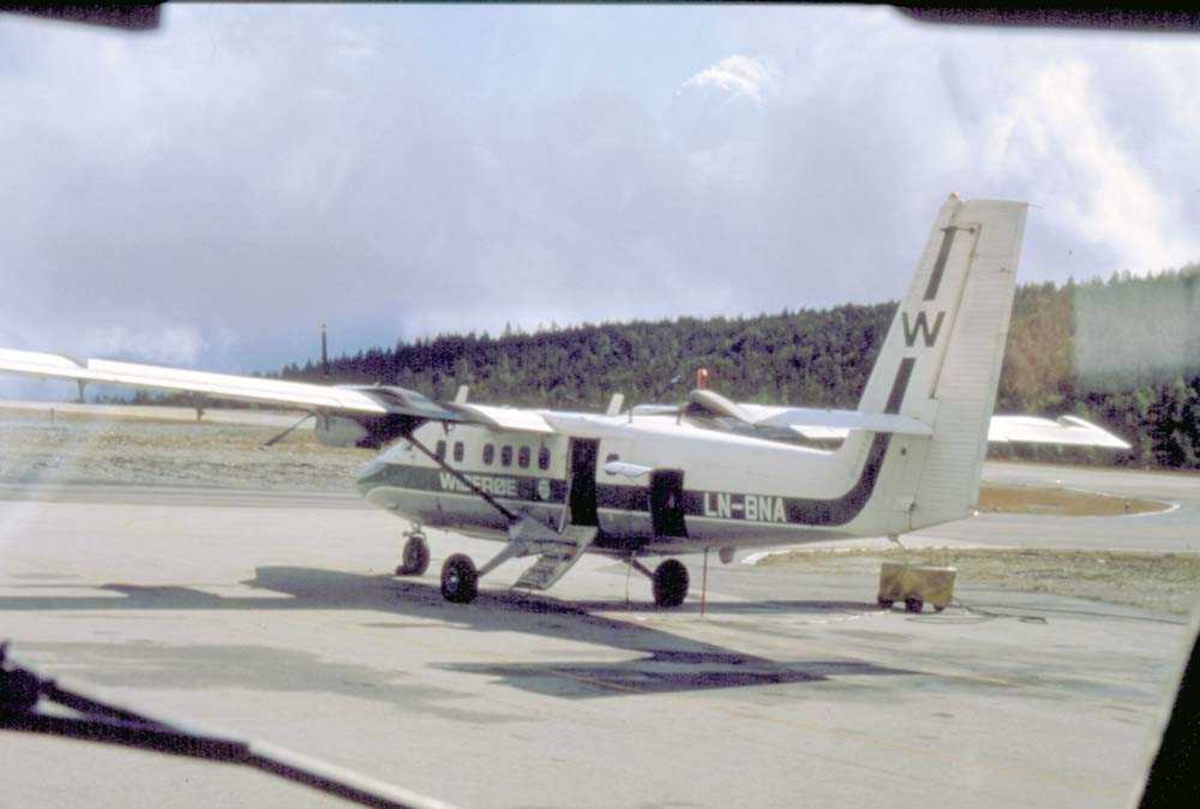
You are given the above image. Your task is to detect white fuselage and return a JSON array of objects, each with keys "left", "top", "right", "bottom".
[{"left": 355, "top": 410, "right": 911, "bottom": 556}]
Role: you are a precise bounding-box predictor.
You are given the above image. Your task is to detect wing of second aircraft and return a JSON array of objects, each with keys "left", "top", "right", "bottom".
[{"left": 635, "top": 387, "right": 1130, "bottom": 449}]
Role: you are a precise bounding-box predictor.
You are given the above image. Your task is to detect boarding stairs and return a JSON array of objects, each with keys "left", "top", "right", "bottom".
[{"left": 510, "top": 521, "right": 598, "bottom": 591}]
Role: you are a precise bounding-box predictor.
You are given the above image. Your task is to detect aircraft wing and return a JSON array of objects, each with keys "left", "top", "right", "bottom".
[
  {"left": 0, "top": 348, "right": 390, "bottom": 414},
  {"left": 782, "top": 412, "right": 1130, "bottom": 449},
  {"left": 987, "top": 414, "right": 1131, "bottom": 449},
  {"left": 444, "top": 403, "right": 555, "bottom": 435},
  {"left": 643, "top": 388, "right": 1130, "bottom": 449},
  {"left": 0, "top": 347, "right": 558, "bottom": 446}
]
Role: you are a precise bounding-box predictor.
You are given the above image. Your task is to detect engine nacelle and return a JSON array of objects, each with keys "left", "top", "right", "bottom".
[
  {"left": 314, "top": 415, "right": 370, "bottom": 448},
  {"left": 314, "top": 413, "right": 414, "bottom": 449}
]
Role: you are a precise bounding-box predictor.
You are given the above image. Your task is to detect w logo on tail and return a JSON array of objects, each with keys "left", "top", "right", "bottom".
[{"left": 902, "top": 310, "right": 946, "bottom": 348}]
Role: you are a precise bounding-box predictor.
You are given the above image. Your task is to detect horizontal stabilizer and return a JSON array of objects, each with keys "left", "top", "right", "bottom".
[
  {"left": 678, "top": 389, "right": 934, "bottom": 436},
  {"left": 787, "top": 425, "right": 856, "bottom": 441},
  {"left": 676, "top": 387, "right": 1128, "bottom": 449},
  {"left": 741, "top": 404, "right": 935, "bottom": 436}
]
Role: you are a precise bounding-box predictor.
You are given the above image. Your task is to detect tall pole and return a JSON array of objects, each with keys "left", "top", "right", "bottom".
[{"left": 321, "top": 322, "right": 329, "bottom": 378}]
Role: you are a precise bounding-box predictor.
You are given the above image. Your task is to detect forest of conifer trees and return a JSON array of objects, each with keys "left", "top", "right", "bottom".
[{"left": 270, "top": 266, "right": 1200, "bottom": 470}]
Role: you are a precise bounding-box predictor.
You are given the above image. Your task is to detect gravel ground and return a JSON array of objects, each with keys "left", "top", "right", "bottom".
[
  {"left": 758, "top": 547, "right": 1200, "bottom": 615},
  {"left": 0, "top": 415, "right": 370, "bottom": 492}
]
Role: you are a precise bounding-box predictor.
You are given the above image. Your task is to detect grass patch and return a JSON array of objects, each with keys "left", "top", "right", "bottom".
[
  {"left": 758, "top": 547, "right": 1200, "bottom": 616},
  {"left": 977, "top": 483, "right": 1168, "bottom": 517}
]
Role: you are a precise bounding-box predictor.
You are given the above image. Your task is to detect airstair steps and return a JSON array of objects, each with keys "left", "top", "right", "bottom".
[{"left": 513, "top": 524, "right": 597, "bottom": 591}]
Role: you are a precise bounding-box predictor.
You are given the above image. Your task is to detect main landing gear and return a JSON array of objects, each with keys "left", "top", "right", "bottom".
[
  {"left": 395, "top": 529, "right": 430, "bottom": 577},
  {"left": 393, "top": 526, "right": 692, "bottom": 609},
  {"left": 651, "top": 559, "right": 690, "bottom": 608},
  {"left": 440, "top": 554, "right": 479, "bottom": 604},
  {"left": 392, "top": 528, "right": 482, "bottom": 604}
]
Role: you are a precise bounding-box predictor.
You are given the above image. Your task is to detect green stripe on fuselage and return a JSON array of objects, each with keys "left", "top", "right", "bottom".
[
  {"left": 355, "top": 458, "right": 887, "bottom": 529},
  {"left": 356, "top": 463, "right": 568, "bottom": 504}
]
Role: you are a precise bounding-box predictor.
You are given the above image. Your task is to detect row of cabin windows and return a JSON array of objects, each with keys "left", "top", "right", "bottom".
[{"left": 434, "top": 440, "right": 550, "bottom": 471}]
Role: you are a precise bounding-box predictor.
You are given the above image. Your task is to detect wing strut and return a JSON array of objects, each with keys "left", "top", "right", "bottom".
[
  {"left": 402, "top": 430, "right": 519, "bottom": 522},
  {"left": 261, "top": 413, "right": 316, "bottom": 448}
]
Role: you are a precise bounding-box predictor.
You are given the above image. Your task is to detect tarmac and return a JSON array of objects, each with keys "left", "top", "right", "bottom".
[{"left": 1, "top": 462, "right": 1197, "bottom": 809}]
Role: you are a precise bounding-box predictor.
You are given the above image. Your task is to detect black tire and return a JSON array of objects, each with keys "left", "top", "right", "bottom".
[
  {"left": 878, "top": 598, "right": 894, "bottom": 610},
  {"left": 440, "top": 554, "right": 478, "bottom": 604},
  {"left": 652, "top": 559, "right": 689, "bottom": 608},
  {"left": 904, "top": 597, "right": 924, "bottom": 614},
  {"left": 396, "top": 535, "right": 430, "bottom": 577},
  {"left": 933, "top": 604, "right": 946, "bottom": 613}
]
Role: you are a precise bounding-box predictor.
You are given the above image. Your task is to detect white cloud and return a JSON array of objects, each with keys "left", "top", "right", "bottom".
[
  {"left": 79, "top": 326, "right": 210, "bottom": 365},
  {"left": 979, "top": 59, "right": 1198, "bottom": 272},
  {"left": 680, "top": 54, "right": 777, "bottom": 106},
  {"left": 1, "top": 5, "right": 1198, "bottom": 382}
]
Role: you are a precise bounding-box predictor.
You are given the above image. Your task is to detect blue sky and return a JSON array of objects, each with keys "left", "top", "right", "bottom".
[{"left": 2, "top": 5, "right": 1198, "bottom": 395}]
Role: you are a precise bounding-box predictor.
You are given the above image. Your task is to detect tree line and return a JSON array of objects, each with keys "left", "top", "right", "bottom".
[{"left": 264, "top": 265, "right": 1196, "bottom": 470}]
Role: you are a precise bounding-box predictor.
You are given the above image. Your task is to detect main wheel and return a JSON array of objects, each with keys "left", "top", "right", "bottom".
[
  {"left": 440, "top": 554, "right": 478, "bottom": 604},
  {"left": 904, "top": 596, "right": 924, "bottom": 614},
  {"left": 396, "top": 535, "right": 430, "bottom": 576},
  {"left": 652, "top": 559, "right": 689, "bottom": 608}
]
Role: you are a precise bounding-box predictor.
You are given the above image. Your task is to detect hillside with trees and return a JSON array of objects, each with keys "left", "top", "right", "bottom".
[{"left": 273, "top": 266, "right": 1200, "bottom": 469}]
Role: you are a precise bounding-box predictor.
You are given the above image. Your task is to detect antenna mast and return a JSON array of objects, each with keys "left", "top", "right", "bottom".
[{"left": 321, "top": 322, "right": 329, "bottom": 378}]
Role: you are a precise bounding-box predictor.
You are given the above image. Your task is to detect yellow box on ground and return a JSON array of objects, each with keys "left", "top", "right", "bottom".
[{"left": 878, "top": 561, "right": 957, "bottom": 613}]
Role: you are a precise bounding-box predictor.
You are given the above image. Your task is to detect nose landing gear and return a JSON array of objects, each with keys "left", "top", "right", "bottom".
[{"left": 395, "top": 529, "right": 430, "bottom": 577}]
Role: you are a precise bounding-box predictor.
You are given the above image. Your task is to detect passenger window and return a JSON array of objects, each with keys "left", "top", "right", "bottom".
[
  {"left": 501, "top": 445, "right": 513, "bottom": 467},
  {"left": 435, "top": 440, "right": 447, "bottom": 461},
  {"left": 538, "top": 446, "right": 551, "bottom": 470},
  {"left": 483, "top": 444, "right": 494, "bottom": 465},
  {"left": 453, "top": 441, "right": 464, "bottom": 463},
  {"left": 518, "top": 446, "right": 531, "bottom": 468}
]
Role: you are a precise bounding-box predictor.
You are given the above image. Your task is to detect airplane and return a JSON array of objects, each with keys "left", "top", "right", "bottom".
[{"left": 0, "top": 194, "right": 1130, "bottom": 608}]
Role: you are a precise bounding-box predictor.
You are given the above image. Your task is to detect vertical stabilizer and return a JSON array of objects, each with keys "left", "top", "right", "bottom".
[{"left": 851, "top": 195, "right": 1027, "bottom": 531}]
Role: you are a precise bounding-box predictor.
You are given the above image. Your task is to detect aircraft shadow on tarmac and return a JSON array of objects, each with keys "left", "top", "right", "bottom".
[{"left": 0, "top": 566, "right": 918, "bottom": 698}]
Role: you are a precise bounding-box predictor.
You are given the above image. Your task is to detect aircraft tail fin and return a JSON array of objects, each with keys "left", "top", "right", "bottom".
[{"left": 851, "top": 195, "right": 1028, "bottom": 531}]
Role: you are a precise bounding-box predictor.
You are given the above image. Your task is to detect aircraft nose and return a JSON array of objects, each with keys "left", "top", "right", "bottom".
[{"left": 354, "top": 458, "right": 389, "bottom": 493}]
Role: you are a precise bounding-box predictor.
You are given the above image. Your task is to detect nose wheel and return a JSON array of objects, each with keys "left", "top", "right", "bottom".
[{"left": 395, "top": 531, "right": 430, "bottom": 577}]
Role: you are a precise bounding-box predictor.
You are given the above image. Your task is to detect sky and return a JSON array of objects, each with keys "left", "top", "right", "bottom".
[{"left": 2, "top": 5, "right": 1199, "bottom": 394}]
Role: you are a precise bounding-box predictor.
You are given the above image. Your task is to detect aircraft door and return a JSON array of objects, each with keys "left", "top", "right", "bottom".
[
  {"left": 650, "top": 469, "right": 688, "bottom": 538},
  {"left": 565, "top": 438, "right": 599, "bottom": 528}
]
